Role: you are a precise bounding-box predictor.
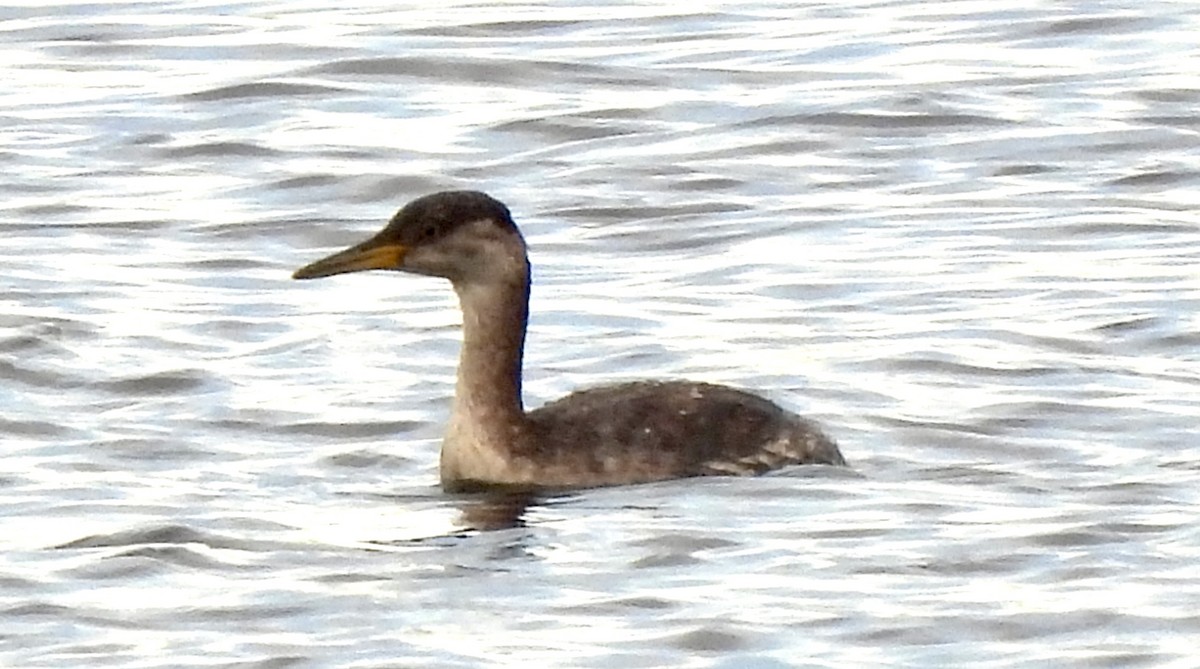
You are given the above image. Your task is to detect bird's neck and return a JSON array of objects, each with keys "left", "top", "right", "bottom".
[
  {"left": 453, "top": 277, "right": 528, "bottom": 416},
  {"left": 442, "top": 270, "right": 531, "bottom": 485}
]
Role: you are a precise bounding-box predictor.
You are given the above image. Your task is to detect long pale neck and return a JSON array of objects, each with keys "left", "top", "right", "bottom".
[{"left": 449, "top": 272, "right": 530, "bottom": 432}]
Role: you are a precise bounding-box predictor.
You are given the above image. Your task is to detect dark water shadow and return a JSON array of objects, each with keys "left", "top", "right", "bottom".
[{"left": 454, "top": 491, "right": 539, "bottom": 531}]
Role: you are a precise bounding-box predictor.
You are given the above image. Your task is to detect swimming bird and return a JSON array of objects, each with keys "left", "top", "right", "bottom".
[{"left": 293, "top": 191, "right": 845, "bottom": 491}]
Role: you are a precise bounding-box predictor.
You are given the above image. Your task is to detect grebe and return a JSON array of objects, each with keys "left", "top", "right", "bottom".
[{"left": 293, "top": 191, "right": 845, "bottom": 491}]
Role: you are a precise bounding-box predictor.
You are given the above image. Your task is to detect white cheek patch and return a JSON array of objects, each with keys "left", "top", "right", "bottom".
[{"left": 447, "top": 219, "right": 528, "bottom": 283}]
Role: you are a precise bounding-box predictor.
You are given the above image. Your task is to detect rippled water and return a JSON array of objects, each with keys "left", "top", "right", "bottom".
[{"left": 4, "top": 1, "right": 1199, "bottom": 666}]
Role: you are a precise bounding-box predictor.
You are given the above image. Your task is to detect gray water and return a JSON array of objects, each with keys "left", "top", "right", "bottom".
[{"left": 4, "top": 1, "right": 1199, "bottom": 667}]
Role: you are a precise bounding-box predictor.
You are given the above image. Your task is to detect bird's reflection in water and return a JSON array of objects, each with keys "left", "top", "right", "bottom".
[{"left": 456, "top": 491, "right": 537, "bottom": 531}]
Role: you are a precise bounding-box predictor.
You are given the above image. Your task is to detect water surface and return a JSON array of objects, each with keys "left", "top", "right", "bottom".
[{"left": 3, "top": 1, "right": 1199, "bottom": 667}]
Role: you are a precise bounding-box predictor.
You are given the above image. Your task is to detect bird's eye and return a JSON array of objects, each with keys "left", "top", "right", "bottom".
[{"left": 422, "top": 225, "right": 437, "bottom": 240}]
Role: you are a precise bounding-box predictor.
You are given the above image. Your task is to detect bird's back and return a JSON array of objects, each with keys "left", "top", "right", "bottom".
[{"left": 522, "top": 380, "right": 844, "bottom": 487}]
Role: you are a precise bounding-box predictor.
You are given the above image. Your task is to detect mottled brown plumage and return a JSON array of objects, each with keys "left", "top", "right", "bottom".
[{"left": 293, "top": 191, "right": 845, "bottom": 491}]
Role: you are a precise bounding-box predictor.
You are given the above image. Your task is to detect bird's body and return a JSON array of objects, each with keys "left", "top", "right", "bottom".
[{"left": 293, "top": 191, "right": 845, "bottom": 491}]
